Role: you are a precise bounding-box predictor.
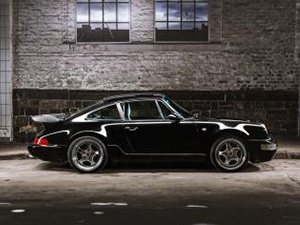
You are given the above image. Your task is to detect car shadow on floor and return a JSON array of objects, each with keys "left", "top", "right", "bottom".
[{"left": 35, "top": 160, "right": 265, "bottom": 173}]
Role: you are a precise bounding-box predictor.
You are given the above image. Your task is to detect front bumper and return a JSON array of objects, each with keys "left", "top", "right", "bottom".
[
  {"left": 28, "top": 145, "right": 68, "bottom": 162},
  {"left": 248, "top": 138, "right": 277, "bottom": 163}
]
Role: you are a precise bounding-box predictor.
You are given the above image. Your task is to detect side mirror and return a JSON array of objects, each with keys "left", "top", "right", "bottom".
[{"left": 168, "top": 114, "right": 181, "bottom": 122}]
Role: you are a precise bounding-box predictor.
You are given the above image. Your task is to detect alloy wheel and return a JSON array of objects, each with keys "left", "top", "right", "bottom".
[
  {"left": 212, "top": 137, "right": 248, "bottom": 171},
  {"left": 69, "top": 137, "right": 106, "bottom": 172}
]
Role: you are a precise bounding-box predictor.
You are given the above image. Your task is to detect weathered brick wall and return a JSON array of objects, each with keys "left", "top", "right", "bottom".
[
  {"left": 13, "top": 90, "right": 298, "bottom": 142},
  {"left": 11, "top": 0, "right": 299, "bottom": 140},
  {"left": 222, "top": 0, "right": 297, "bottom": 90},
  {"left": 13, "top": 0, "right": 297, "bottom": 91}
]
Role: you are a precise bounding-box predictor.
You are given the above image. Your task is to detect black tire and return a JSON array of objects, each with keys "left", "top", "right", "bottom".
[
  {"left": 210, "top": 135, "right": 249, "bottom": 172},
  {"left": 67, "top": 136, "right": 108, "bottom": 173}
]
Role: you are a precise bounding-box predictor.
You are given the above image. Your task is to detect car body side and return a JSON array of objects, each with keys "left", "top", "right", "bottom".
[{"left": 28, "top": 97, "right": 277, "bottom": 164}]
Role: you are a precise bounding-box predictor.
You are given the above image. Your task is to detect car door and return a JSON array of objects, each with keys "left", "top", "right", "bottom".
[
  {"left": 157, "top": 100, "right": 200, "bottom": 153},
  {"left": 121, "top": 99, "right": 200, "bottom": 154}
]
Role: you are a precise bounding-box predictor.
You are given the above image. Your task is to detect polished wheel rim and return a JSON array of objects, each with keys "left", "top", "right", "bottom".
[
  {"left": 71, "top": 139, "right": 104, "bottom": 171},
  {"left": 215, "top": 138, "right": 247, "bottom": 170}
]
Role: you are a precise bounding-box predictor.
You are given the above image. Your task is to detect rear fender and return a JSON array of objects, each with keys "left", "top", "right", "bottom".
[{"left": 68, "top": 131, "right": 108, "bottom": 146}]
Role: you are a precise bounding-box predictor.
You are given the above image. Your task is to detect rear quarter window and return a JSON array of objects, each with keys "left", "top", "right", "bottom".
[{"left": 87, "top": 105, "right": 121, "bottom": 120}]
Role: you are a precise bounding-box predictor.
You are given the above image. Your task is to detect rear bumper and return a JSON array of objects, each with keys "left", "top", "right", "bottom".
[
  {"left": 248, "top": 138, "right": 277, "bottom": 163},
  {"left": 28, "top": 145, "right": 67, "bottom": 162}
]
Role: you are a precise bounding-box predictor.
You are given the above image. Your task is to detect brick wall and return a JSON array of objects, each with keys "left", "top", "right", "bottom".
[
  {"left": 11, "top": 0, "right": 299, "bottom": 140},
  {"left": 13, "top": 89, "right": 298, "bottom": 142}
]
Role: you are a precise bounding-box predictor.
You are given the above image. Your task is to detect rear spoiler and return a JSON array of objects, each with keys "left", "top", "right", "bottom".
[{"left": 31, "top": 114, "right": 66, "bottom": 123}]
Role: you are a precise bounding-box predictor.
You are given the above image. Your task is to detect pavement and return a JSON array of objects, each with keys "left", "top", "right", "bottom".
[
  {"left": 0, "top": 136, "right": 300, "bottom": 160},
  {"left": 0, "top": 159, "right": 299, "bottom": 224}
]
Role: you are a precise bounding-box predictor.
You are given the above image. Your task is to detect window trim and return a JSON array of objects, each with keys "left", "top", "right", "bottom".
[
  {"left": 117, "top": 98, "right": 185, "bottom": 121},
  {"left": 72, "top": 103, "right": 123, "bottom": 122},
  {"left": 86, "top": 104, "right": 123, "bottom": 121},
  {"left": 157, "top": 99, "right": 175, "bottom": 120},
  {"left": 76, "top": 0, "right": 131, "bottom": 44},
  {"left": 153, "top": 0, "right": 210, "bottom": 44},
  {"left": 158, "top": 99, "right": 184, "bottom": 119}
]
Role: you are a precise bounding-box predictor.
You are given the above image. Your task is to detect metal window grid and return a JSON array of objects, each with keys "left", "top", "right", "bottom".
[
  {"left": 155, "top": 0, "right": 209, "bottom": 42},
  {"left": 155, "top": 0, "right": 209, "bottom": 30},
  {"left": 76, "top": 0, "right": 130, "bottom": 43}
]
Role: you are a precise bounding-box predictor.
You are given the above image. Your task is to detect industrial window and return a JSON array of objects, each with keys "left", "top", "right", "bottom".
[
  {"left": 76, "top": 0, "right": 130, "bottom": 43},
  {"left": 155, "top": 0, "right": 208, "bottom": 42}
]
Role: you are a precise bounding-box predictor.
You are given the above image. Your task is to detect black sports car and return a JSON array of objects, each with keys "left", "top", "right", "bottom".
[{"left": 28, "top": 93, "right": 277, "bottom": 173}]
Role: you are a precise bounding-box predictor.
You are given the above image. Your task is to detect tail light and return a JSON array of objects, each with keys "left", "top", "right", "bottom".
[{"left": 33, "top": 138, "right": 49, "bottom": 146}]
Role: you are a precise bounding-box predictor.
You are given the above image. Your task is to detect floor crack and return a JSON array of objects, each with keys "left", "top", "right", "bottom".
[{"left": 287, "top": 176, "right": 300, "bottom": 187}]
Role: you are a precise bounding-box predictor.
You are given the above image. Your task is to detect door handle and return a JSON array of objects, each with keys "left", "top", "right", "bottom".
[{"left": 124, "top": 126, "right": 139, "bottom": 132}]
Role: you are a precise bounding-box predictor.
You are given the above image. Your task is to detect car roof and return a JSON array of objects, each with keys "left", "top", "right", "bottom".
[
  {"left": 102, "top": 92, "right": 165, "bottom": 103},
  {"left": 66, "top": 93, "right": 166, "bottom": 121}
]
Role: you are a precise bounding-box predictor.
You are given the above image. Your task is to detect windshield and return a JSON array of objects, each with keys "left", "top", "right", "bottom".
[{"left": 163, "top": 97, "right": 192, "bottom": 118}]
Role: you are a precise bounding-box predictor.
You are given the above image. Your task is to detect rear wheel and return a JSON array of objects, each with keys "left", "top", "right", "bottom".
[
  {"left": 210, "top": 135, "right": 248, "bottom": 172},
  {"left": 67, "top": 136, "right": 108, "bottom": 173}
]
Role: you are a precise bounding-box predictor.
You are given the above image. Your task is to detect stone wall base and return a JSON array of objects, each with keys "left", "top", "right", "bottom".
[{"left": 13, "top": 89, "right": 298, "bottom": 142}]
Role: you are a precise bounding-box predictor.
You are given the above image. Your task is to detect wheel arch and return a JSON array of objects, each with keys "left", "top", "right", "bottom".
[
  {"left": 209, "top": 129, "right": 249, "bottom": 150},
  {"left": 68, "top": 131, "right": 108, "bottom": 146}
]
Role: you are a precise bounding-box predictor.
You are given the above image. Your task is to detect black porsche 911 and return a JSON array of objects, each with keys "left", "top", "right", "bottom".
[{"left": 28, "top": 93, "right": 277, "bottom": 173}]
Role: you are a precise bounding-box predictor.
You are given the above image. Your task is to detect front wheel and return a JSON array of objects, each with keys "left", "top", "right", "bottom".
[
  {"left": 67, "top": 136, "right": 108, "bottom": 173},
  {"left": 210, "top": 135, "right": 249, "bottom": 172}
]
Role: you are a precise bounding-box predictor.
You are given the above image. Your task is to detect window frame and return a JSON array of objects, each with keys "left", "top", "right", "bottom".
[
  {"left": 76, "top": 0, "right": 131, "bottom": 44},
  {"left": 119, "top": 99, "right": 166, "bottom": 121},
  {"left": 154, "top": 0, "right": 210, "bottom": 44},
  {"left": 157, "top": 100, "right": 175, "bottom": 119}
]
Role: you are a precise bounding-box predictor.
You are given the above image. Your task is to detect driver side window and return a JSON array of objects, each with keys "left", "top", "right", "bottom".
[
  {"left": 158, "top": 101, "right": 173, "bottom": 119},
  {"left": 122, "top": 100, "right": 162, "bottom": 120}
]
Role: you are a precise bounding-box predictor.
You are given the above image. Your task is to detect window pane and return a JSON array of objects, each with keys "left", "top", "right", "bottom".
[
  {"left": 90, "top": 4, "right": 102, "bottom": 22},
  {"left": 104, "top": 3, "right": 116, "bottom": 22},
  {"left": 182, "top": 22, "right": 194, "bottom": 30},
  {"left": 77, "top": 1, "right": 130, "bottom": 42},
  {"left": 90, "top": 23, "right": 102, "bottom": 30},
  {"left": 169, "top": 22, "right": 180, "bottom": 30},
  {"left": 169, "top": 3, "right": 180, "bottom": 21},
  {"left": 196, "top": 22, "right": 208, "bottom": 30},
  {"left": 158, "top": 102, "right": 172, "bottom": 119},
  {"left": 126, "top": 101, "right": 162, "bottom": 120},
  {"left": 118, "top": 4, "right": 129, "bottom": 22},
  {"left": 77, "top": 4, "right": 89, "bottom": 22},
  {"left": 118, "top": 23, "right": 129, "bottom": 30},
  {"left": 182, "top": 3, "right": 194, "bottom": 21},
  {"left": 104, "top": 23, "right": 116, "bottom": 30},
  {"left": 156, "top": 2, "right": 167, "bottom": 21},
  {"left": 196, "top": 3, "right": 208, "bottom": 21},
  {"left": 156, "top": 22, "right": 167, "bottom": 30},
  {"left": 87, "top": 105, "right": 121, "bottom": 120}
]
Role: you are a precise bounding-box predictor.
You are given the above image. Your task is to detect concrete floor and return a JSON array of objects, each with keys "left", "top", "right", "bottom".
[{"left": 0, "top": 159, "right": 299, "bottom": 225}]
